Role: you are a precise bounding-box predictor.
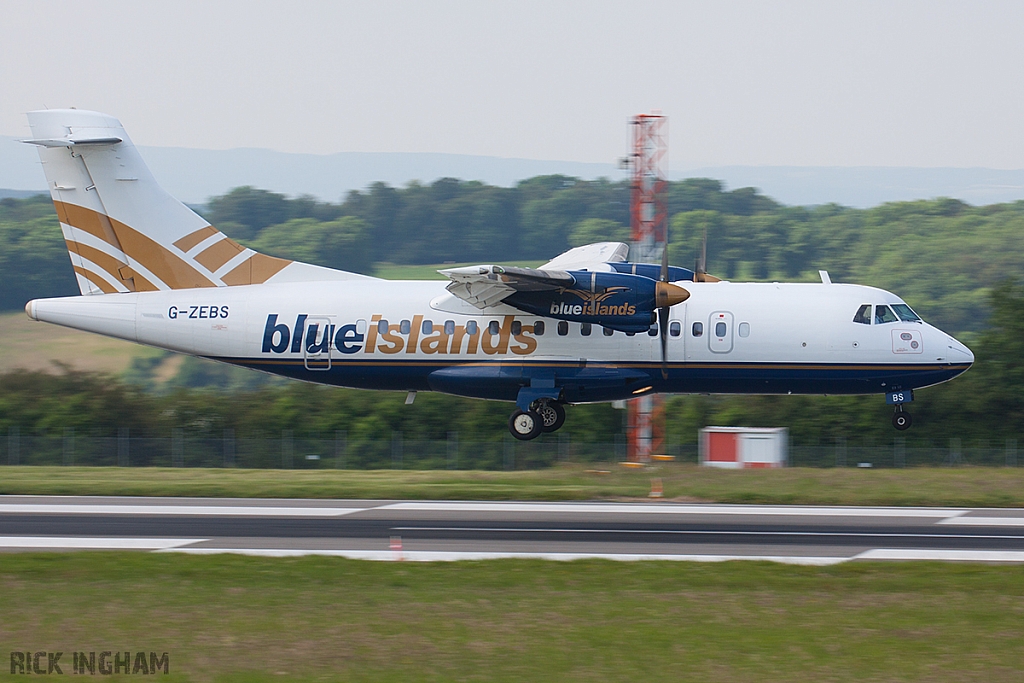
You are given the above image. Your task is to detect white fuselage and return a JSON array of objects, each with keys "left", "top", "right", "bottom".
[{"left": 27, "top": 279, "right": 974, "bottom": 404}]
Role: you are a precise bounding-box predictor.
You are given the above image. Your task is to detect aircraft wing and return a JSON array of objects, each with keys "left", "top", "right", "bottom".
[
  {"left": 439, "top": 265, "right": 575, "bottom": 309},
  {"left": 540, "top": 242, "right": 629, "bottom": 272},
  {"left": 439, "top": 242, "right": 627, "bottom": 309}
]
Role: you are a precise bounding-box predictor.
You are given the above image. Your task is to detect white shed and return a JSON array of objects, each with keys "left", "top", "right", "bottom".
[{"left": 699, "top": 426, "right": 789, "bottom": 469}]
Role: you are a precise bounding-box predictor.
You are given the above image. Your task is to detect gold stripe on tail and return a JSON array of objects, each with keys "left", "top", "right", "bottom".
[
  {"left": 72, "top": 266, "right": 118, "bottom": 294},
  {"left": 195, "top": 238, "right": 246, "bottom": 272},
  {"left": 53, "top": 200, "right": 293, "bottom": 289},
  {"left": 173, "top": 226, "right": 219, "bottom": 252},
  {"left": 67, "top": 240, "right": 159, "bottom": 292},
  {"left": 221, "top": 253, "right": 291, "bottom": 285}
]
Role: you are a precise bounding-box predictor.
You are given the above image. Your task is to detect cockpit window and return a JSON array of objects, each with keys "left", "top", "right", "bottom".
[
  {"left": 874, "top": 305, "right": 898, "bottom": 324},
  {"left": 853, "top": 304, "right": 871, "bottom": 325},
  {"left": 891, "top": 304, "right": 921, "bottom": 322}
]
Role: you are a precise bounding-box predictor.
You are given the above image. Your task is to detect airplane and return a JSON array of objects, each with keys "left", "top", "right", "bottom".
[{"left": 21, "top": 109, "right": 974, "bottom": 440}]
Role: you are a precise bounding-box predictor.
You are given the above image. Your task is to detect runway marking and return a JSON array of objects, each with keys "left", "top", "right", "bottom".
[
  {"left": 0, "top": 504, "right": 363, "bottom": 517},
  {"left": 937, "top": 517, "right": 1024, "bottom": 527},
  {"left": 159, "top": 547, "right": 850, "bottom": 565},
  {"left": 381, "top": 502, "right": 969, "bottom": 518},
  {"left": 856, "top": 548, "right": 1024, "bottom": 562},
  {"left": 390, "top": 526, "right": 1024, "bottom": 541},
  {"left": 0, "top": 536, "right": 205, "bottom": 550}
]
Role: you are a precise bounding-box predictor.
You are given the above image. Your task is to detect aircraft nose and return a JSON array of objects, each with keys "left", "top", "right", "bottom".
[{"left": 945, "top": 334, "right": 974, "bottom": 364}]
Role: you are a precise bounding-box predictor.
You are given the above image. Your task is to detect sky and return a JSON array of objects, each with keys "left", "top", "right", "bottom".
[{"left": 3, "top": 0, "right": 1024, "bottom": 170}]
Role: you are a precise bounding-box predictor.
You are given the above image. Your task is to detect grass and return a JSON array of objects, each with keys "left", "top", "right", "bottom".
[
  {"left": 0, "top": 311, "right": 167, "bottom": 376},
  {"left": 2, "top": 463, "right": 1024, "bottom": 506},
  {"left": 0, "top": 552, "right": 1021, "bottom": 682}
]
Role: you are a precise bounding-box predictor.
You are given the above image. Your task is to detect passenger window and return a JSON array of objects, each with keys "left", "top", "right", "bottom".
[
  {"left": 467, "top": 320, "right": 478, "bottom": 335},
  {"left": 444, "top": 320, "right": 455, "bottom": 335},
  {"left": 356, "top": 319, "right": 367, "bottom": 335},
  {"left": 511, "top": 320, "right": 522, "bottom": 336},
  {"left": 422, "top": 319, "right": 433, "bottom": 335},
  {"left": 377, "top": 319, "right": 389, "bottom": 334},
  {"left": 874, "top": 305, "right": 898, "bottom": 324},
  {"left": 891, "top": 304, "right": 921, "bottom": 322},
  {"left": 670, "top": 321, "right": 681, "bottom": 337},
  {"left": 853, "top": 304, "right": 871, "bottom": 325},
  {"left": 738, "top": 322, "right": 750, "bottom": 338},
  {"left": 603, "top": 326, "right": 615, "bottom": 336},
  {"left": 691, "top": 322, "right": 702, "bottom": 337},
  {"left": 533, "top": 321, "right": 545, "bottom": 336},
  {"left": 488, "top": 320, "right": 500, "bottom": 335},
  {"left": 581, "top": 323, "right": 592, "bottom": 336},
  {"left": 557, "top": 321, "right": 569, "bottom": 336},
  {"left": 715, "top": 322, "right": 727, "bottom": 337},
  {"left": 400, "top": 319, "right": 411, "bottom": 334},
  {"left": 648, "top": 324, "right": 658, "bottom": 337}
]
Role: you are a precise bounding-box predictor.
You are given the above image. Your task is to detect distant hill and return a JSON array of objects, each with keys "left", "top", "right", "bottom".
[
  {"left": 0, "top": 189, "right": 44, "bottom": 200},
  {"left": 5, "top": 134, "right": 1024, "bottom": 207}
]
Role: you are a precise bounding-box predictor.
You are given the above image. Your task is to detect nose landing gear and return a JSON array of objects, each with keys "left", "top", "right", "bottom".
[
  {"left": 886, "top": 389, "right": 913, "bottom": 431},
  {"left": 892, "top": 405, "right": 912, "bottom": 431},
  {"left": 508, "top": 400, "right": 566, "bottom": 441}
]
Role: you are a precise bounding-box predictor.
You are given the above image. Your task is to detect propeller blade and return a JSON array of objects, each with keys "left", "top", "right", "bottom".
[
  {"left": 659, "top": 305, "right": 669, "bottom": 380},
  {"left": 694, "top": 228, "right": 708, "bottom": 282},
  {"left": 654, "top": 283, "right": 688, "bottom": 380},
  {"left": 659, "top": 239, "right": 678, "bottom": 378}
]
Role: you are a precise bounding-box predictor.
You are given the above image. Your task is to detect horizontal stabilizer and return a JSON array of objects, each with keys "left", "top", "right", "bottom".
[{"left": 22, "top": 135, "right": 123, "bottom": 147}]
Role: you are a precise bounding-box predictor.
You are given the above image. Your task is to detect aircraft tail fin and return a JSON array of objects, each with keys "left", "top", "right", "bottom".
[{"left": 24, "top": 109, "right": 371, "bottom": 294}]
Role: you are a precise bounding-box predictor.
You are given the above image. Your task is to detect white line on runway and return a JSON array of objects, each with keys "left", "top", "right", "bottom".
[
  {"left": 390, "top": 526, "right": 1024, "bottom": 540},
  {"left": 937, "top": 517, "right": 1024, "bottom": 526},
  {"left": 856, "top": 548, "right": 1024, "bottom": 562},
  {"left": 0, "top": 504, "right": 363, "bottom": 517},
  {"left": 159, "top": 547, "right": 850, "bottom": 565},
  {"left": 0, "top": 536, "right": 205, "bottom": 550},
  {"left": 380, "top": 502, "right": 969, "bottom": 518}
]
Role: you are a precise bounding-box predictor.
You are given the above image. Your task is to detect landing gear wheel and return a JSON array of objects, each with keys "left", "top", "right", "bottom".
[
  {"left": 509, "top": 409, "right": 543, "bottom": 441},
  {"left": 534, "top": 401, "right": 566, "bottom": 433},
  {"left": 892, "top": 408, "right": 912, "bottom": 431}
]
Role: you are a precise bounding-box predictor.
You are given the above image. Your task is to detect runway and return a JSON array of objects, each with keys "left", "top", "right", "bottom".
[{"left": 1, "top": 496, "right": 1023, "bottom": 564}]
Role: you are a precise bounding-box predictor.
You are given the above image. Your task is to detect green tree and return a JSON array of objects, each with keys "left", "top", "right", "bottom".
[
  {"left": 568, "top": 218, "right": 630, "bottom": 247},
  {"left": 248, "top": 216, "right": 371, "bottom": 274},
  {"left": 968, "top": 280, "right": 1024, "bottom": 427}
]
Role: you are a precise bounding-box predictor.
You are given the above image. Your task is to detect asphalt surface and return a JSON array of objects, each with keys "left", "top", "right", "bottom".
[{"left": 1, "top": 497, "right": 1023, "bottom": 563}]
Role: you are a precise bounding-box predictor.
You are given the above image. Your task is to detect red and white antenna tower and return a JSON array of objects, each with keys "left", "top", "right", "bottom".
[
  {"left": 622, "top": 113, "right": 668, "bottom": 462},
  {"left": 626, "top": 113, "right": 668, "bottom": 263}
]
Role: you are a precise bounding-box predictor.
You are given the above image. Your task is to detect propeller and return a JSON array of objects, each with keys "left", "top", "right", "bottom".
[
  {"left": 655, "top": 242, "right": 689, "bottom": 380},
  {"left": 694, "top": 228, "right": 707, "bottom": 282},
  {"left": 693, "top": 228, "right": 720, "bottom": 283}
]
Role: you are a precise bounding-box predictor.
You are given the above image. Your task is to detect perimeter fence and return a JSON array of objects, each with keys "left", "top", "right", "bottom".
[{"left": 1, "top": 428, "right": 1020, "bottom": 469}]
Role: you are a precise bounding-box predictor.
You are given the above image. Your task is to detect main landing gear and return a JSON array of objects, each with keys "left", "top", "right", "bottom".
[{"left": 508, "top": 400, "right": 566, "bottom": 441}]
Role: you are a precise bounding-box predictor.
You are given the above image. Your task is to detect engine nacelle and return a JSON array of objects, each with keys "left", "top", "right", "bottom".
[{"left": 504, "top": 271, "right": 689, "bottom": 333}]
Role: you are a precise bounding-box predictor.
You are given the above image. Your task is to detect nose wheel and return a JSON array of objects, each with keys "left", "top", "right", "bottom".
[{"left": 892, "top": 405, "right": 912, "bottom": 430}]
